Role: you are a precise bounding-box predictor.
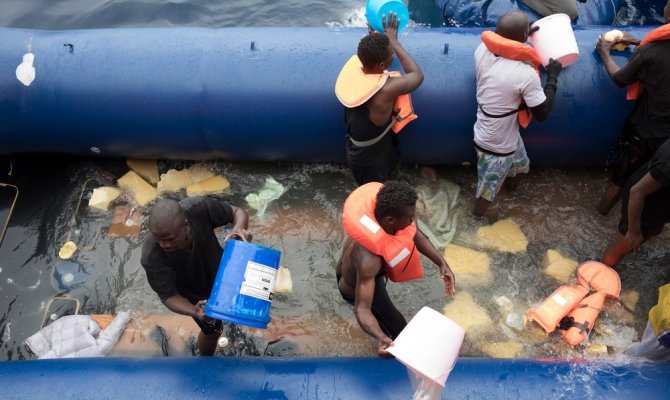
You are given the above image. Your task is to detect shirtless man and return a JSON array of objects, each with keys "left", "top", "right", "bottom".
[{"left": 337, "top": 180, "right": 455, "bottom": 358}]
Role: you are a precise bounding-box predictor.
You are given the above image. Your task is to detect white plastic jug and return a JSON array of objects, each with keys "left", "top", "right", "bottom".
[
  {"left": 528, "top": 13, "right": 580, "bottom": 68},
  {"left": 388, "top": 306, "right": 465, "bottom": 387}
]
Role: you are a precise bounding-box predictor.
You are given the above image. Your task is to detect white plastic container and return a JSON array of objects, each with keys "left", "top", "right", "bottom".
[
  {"left": 528, "top": 13, "right": 580, "bottom": 68},
  {"left": 387, "top": 306, "right": 465, "bottom": 387}
]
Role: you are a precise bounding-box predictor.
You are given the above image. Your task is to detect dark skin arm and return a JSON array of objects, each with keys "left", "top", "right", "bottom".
[
  {"left": 163, "top": 294, "right": 201, "bottom": 318},
  {"left": 595, "top": 32, "right": 639, "bottom": 78},
  {"left": 368, "top": 12, "right": 424, "bottom": 126},
  {"left": 353, "top": 246, "right": 395, "bottom": 358},
  {"left": 225, "top": 205, "right": 253, "bottom": 242},
  {"left": 414, "top": 229, "right": 456, "bottom": 299},
  {"left": 624, "top": 172, "right": 663, "bottom": 250}
]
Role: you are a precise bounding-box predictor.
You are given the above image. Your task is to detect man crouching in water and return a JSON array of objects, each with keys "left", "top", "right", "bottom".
[{"left": 337, "top": 180, "right": 456, "bottom": 358}]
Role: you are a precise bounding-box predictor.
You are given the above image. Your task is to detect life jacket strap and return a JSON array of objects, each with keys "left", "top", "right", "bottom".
[
  {"left": 348, "top": 120, "right": 395, "bottom": 148},
  {"left": 478, "top": 103, "right": 527, "bottom": 119}
]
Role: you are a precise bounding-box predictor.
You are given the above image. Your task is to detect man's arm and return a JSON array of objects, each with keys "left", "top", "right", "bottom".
[
  {"left": 596, "top": 37, "right": 623, "bottom": 78},
  {"left": 353, "top": 249, "right": 394, "bottom": 358},
  {"left": 383, "top": 12, "right": 424, "bottom": 96},
  {"left": 163, "top": 294, "right": 199, "bottom": 317},
  {"left": 624, "top": 172, "right": 663, "bottom": 250},
  {"left": 227, "top": 205, "right": 252, "bottom": 241},
  {"left": 414, "top": 229, "right": 455, "bottom": 299},
  {"left": 530, "top": 59, "right": 562, "bottom": 122}
]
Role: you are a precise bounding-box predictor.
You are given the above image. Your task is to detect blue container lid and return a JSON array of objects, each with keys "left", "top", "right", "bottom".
[{"left": 366, "top": 0, "right": 409, "bottom": 33}]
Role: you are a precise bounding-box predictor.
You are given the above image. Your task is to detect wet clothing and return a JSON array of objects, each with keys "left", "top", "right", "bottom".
[
  {"left": 345, "top": 104, "right": 399, "bottom": 186},
  {"left": 475, "top": 137, "right": 530, "bottom": 201},
  {"left": 625, "top": 283, "right": 670, "bottom": 361},
  {"left": 518, "top": 0, "right": 579, "bottom": 20},
  {"left": 473, "top": 43, "right": 546, "bottom": 155},
  {"left": 607, "top": 41, "right": 670, "bottom": 186},
  {"left": 337, "top": 272, "right": 407, "bottom": 340},
  {"left": 618, "top": 139, "right": 670, "bottom": 238},
  {"left": 141, "top": 196, "right": 234, "bottom": 304}
]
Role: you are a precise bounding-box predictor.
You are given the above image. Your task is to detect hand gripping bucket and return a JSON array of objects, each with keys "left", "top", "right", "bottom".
[
  {"left": 528, "top": 13, "right": 579, "bottom": 68},
  {"left": 366, "top": 0, "right": 409, "bottom": 33},
  {"left": 388, "top": 307, "right": 465, "bottom": 387},
  {"left": 204, "top": 240, "right": 281, "bottom": 329}
]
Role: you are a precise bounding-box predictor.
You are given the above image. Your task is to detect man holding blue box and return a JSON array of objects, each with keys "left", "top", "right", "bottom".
[{"left": 141, "top": 197, "right": 252, "bottom": 356}]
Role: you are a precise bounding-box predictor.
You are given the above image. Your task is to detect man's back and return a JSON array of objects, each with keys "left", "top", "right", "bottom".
[{"left": 473, "top": 43, "right": 545, "bottom": 154}]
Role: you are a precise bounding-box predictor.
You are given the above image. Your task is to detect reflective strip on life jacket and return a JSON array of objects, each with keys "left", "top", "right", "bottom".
[
  {"left": 480, "top": 31, "right": 541, "bottom": 129},
  {"left": 576, "top": 261, "right": 621, "bottom": 299},
  {"left": 627, "top": 24, "right": 670, "bottom": 100},
  {"left": 342, "top": 182, "right": 424, "bottom": 283},
  {"left": 527, "top": 284, "right": 590, "bottom": 333},
  {"left": 561, "top": 291, "right": 607, "bottom": 346}
]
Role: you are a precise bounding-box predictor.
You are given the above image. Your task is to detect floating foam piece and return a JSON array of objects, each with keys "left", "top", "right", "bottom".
[
  {"left": 186, "top": 175, "right": 230, "bottom": 197},
  {"left": 479, "top": 341, "right": 524, "bottom": 358},
  {"left": 117, "top": 170, "right": 157, "bottom": 206},
  {"left": 88, "top": 186, "right": 122, "bottom": 211},
  {"left": 542, "top": 249, "right": 578, "bottom": 283},
  {"left": 603, "top": 290, "right": 639, "bottom": 323},
  {"left": 476, "top": 219, "right": 528, "bottom": 253},
  {"left": 586, "top": 343, "right": 609, "bottom": 357},
  {"left": 108, "top": 206, "right": 141, "bottom": 238},
  {"left": 126, "top": 159, "right": 160, "bottom": 185},
  {"left": 58, "top": 241, "right": 77, "bottom": 260},
  {"left": 274, "top": 266, "right": 293, "bottom": 293},
  {"left": 443, "top": 244, "right": 492, "bottom": 287},
  {"left": 157, "top": 164, "right": 214, "bottom": 193},
  {"left": 442, "top": 291, "right": 493, "bottom": 333}
]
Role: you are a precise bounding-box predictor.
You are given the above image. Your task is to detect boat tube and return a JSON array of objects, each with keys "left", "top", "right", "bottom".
[
  {"left": 0, "top": 26, "right": 655, "bottom": 164},
  {"left": 0, "top": 356, "right": 668, "bottom": 399}
]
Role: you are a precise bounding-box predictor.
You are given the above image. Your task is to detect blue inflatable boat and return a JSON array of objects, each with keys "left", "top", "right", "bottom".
[
  {"left": 0, "top": 25, "right": 656, "bottom": 165},
  {"left": 0, "top": 356, "right": 669, "bottom": 399}
]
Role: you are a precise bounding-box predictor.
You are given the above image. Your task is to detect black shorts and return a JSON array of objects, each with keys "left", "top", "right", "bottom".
[
  {"left": 192, "top": 315, "right": 223, "bottom": 336},
  {"left": 606, "top": 122, "right": 666, "bottom": 187},
  {"left": 337, "top": 272, "right": 407, "bottom": 339}
]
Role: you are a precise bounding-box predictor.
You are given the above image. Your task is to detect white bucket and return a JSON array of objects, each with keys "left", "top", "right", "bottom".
[
  {"left": 528, "top": 13, "right": 579, "bottom": 68},
  {"left": 387, "top": 306, "right": 465, "bottom": 387}
]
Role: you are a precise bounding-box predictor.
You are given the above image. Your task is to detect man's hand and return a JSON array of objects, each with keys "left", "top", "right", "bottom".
[
  {"left": 624, "top": 230, "right": 644, "bottom": 251},
  {"left": 596, "top": 35, "right": 614, "bottom": 55},
  {"left": 545, "top": 58, "right": 563, "bottom": 77},
  {"left": 377, "top": 336, "right": 395, "bottom": 359},
  {"left": 382, "top": 12, "right": 399, "bottom": 42},
  {"left": 439, "top": 264, "right": 456, "bottom": 300},
  {"left": 224, "top": 228, "right": 253, "bottom": 242},
  {"left": 194, "top": 300, "right": 207, "bottom": 318}
]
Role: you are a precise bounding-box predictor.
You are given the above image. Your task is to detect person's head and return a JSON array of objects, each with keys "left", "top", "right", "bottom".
[
  {"left": 374, "top": 180, "right": 418, "bottom": 234},
  {"left": 148, "top": 199, "right": 192, "bottom": 252},
  {"left": 357, "top": 33, "right": 394, "bottom": 74},
  {"left": 495, "top": 11, "right": 530, "bottom": 43}
]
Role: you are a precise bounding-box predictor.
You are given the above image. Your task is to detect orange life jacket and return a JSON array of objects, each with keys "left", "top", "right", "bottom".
[
  {"left": 627, "top": 24, "right": 670, "bottom": 100},
  {"left": 561, "top": 292, "right": 607, "bottom": 346},
  {"left": 527, "top": 285, "right": 590, "bottom": 333},
  {"left": 341, "top": 182, "right": 424, "bottom": 282},
  {"left": 335, "top": 55, "right": 417, "bottom": 134},
  {"left": 480, "top": 31, "right": 542, "bottom": 128},
  {"left": 527, "top": 261, "right": 621, "bottom": 344}
]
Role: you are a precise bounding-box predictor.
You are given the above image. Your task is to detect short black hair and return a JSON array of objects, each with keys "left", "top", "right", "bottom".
[
  {"left": 148, "top": 198, "right": 184, "bottom": 232},
  {"left": 357, "top": 33, "right": 390, "bottom": 70},
  {"left": 375, "top": 180, "right": 418, "bottom": 219}
]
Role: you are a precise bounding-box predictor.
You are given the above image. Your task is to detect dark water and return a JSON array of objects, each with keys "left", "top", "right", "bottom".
[{"left": 0, "top": 0, "right": 668, "bottom": 362}]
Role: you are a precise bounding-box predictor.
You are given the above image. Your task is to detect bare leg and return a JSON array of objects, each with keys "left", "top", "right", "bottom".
[
  {"left": 602, "top": 233, "right": 632, "bottom": 267},
  {"left": 473, "top": 197, "right": 491, "bottom": 217},
  {"left": 505, "top": 174, "right": 522, "bottom": 191},
  {"left": 197, "top": 331, "right": 219, "bottom": 356},
  {"left": 597, "top": 184, "right": 624, "bottom": 216}
]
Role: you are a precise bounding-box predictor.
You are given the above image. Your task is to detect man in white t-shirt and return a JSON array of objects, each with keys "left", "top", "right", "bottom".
[{"left": 472, "top": 11, "right": 563, "bottom": 217}]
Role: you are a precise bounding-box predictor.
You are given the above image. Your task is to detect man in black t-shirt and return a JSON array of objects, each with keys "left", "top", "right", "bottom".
[
  {"left": 141, "top": 197, "right": 252, "bottom": 355},
  {"left": 603, "top": 139, "right": 670, "bottom": 267},
  {"left": 595, "top": 3, "right": 670, "bottom": 215}
]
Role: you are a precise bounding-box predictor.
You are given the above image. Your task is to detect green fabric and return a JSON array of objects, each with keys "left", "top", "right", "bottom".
[{"left": 245, "top": 177, "right": 286, "bottom": 215}]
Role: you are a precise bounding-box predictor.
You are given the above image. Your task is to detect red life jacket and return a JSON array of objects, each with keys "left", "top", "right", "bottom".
[
  {"left": 627, "top": 24, "right": 670, "bottom": 100},
  {"left": 341, "top": 182, "right": 424, "bottom": 282},
  {"left": 480, "top": 31, "right": 542, "bottom": 128}
]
